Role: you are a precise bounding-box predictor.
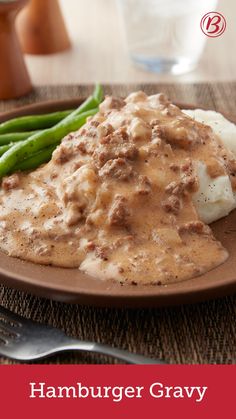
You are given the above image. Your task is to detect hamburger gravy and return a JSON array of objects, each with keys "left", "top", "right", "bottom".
[{"left": 0, "top": 91, "right": 236, "bottom": 285}]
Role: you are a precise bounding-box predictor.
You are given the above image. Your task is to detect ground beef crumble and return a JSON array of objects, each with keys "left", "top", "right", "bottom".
[
  {"left": 108, "top": 195, "right": 131, "bottom": 227},
  {"left": 2, "top": 174, "right": 20, "bottom": 190}
]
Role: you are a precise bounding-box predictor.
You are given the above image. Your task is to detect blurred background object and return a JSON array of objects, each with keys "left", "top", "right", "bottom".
[
  {"left": 0, "top": 0, "right": 32, "bottom": 100},
  {"left": 116, "top": 0, "right": 218, "bottom": 75},
  {"left": 17, "top": 0, "right": 71, "bottom": 55},
  {"left": 19, "top": 0, "right": 234, "bottom": 85}
]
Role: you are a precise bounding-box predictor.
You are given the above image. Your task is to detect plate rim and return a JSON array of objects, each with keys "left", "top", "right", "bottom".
[{"left": 0, "top": 98, "right": 235, "bottom": 307}]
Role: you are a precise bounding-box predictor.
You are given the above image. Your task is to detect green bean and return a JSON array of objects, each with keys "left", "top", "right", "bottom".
[
  {"left": 0, "top": 84, "right": 103, "bottom": 136},
  {"left": 0, "top": 85, "right": 104, "bottom": 177},
  {"left": 0, "top": 110, "right": 73, "bottom": 135},
  {"left": 14, "top": 146, "right": 56, "bottom": 172},
  {"left": 0, "top": 143, "right": 13, "bottom": 157},
  {"left": 93, "top": 84, "right": 104, "bottom": 104},
  {"left": 0, "top": 108, "right": 98, "bottom": 178},
  {"left": 0, "top": 131, "right": 40, "bottom": 145},
  {"left": 0, "top": 140, "right": 26, "bottom": 157}
]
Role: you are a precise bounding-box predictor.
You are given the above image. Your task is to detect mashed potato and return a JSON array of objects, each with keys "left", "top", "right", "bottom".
[
  {"left": 184, "top": 109, "right": 236, "bottom": 156},
  {"left": 193, "top": 160, "right": 236, "bottom": 224},
  {"left": 183, "top": 109, "right": 236, "bottom": 224}
]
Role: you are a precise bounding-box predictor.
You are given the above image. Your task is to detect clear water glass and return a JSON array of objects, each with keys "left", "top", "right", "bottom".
[{"left": 116, "top": 0, "right": 218, "bottom": 75}]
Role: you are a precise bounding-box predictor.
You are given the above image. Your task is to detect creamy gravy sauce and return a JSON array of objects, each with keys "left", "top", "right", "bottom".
[{"left": 0, "top": 92, "right": 235, "bottom": 285}]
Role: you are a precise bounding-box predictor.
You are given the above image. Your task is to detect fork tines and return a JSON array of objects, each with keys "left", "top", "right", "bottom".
[{"left": 0, "top": 306, "right": 22, "bottom": 344}]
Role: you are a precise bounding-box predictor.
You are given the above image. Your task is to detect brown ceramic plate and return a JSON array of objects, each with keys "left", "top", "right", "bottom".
[{"left": 0, "top": 98, "right": 236, "bottom": 307}]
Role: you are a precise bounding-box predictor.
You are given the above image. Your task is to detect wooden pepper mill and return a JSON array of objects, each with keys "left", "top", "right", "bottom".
[
  {"left": 17, "top": 0, "right": 71, "bottom": 55},
  {"left": 0, "top": 0, "right": 32, "bottom": 100}
]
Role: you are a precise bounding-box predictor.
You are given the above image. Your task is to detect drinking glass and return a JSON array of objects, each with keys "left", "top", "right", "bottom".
[{"left": 116, "top": 0, "right": 218, "bottom": 74}]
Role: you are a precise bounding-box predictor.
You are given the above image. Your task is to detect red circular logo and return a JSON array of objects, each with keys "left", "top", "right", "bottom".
[{"left": 200, "top": 12, "right": 226, "bottom": 37}]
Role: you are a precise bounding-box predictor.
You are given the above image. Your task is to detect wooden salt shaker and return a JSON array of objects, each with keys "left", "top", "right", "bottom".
[
  {"left": 0, "top": 0, "right": 32, "bottom": 100},
  {"left": 17, "top": 0, "right": 71, "bottom": 55}
]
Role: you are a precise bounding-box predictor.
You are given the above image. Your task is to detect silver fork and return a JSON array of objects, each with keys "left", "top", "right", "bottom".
[{"left": 0, "top": 305, "right": 165, "bottom": 364}]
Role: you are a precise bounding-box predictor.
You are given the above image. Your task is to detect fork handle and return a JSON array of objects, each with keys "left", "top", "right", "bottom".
[{"left": 62, "top": 341, "right": 165, "bottom": 364}]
